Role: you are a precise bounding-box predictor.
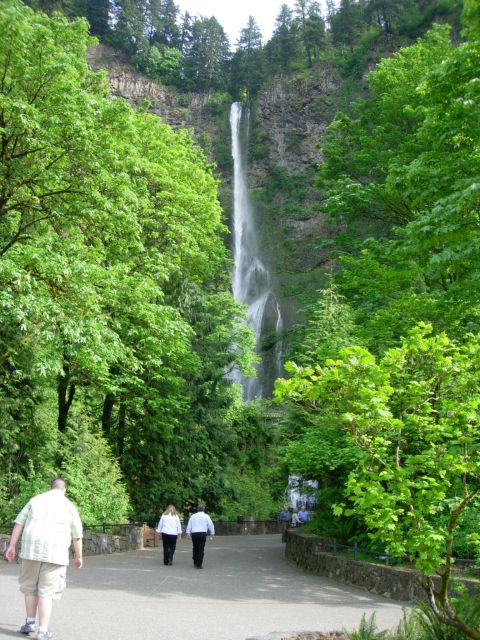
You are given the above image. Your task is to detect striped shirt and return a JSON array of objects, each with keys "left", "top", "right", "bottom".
[{"left": 15, "top": 489, "right": 83, "bottom": 566}]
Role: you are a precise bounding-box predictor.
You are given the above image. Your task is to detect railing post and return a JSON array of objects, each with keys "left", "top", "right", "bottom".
[
  {"left": 332, "top": 538, "right": 337, "bottom": 555},
  {"left": 354, "top": 541, "right": 358, "bottom": 561}
]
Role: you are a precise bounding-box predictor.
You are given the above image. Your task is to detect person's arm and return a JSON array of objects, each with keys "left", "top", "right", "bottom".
[
  {"left": 176, "top": 516, "right": 182, "bottom": 537},
  {"left": 207, "top": 516, "right": 215, "bottom": 537},
  {"left": 73, "top": 538, "right": 83, "bottom": 569},
  {"left": 156, "top": 515, "right": 164, "bottom": 534},
  {"left": 186, "top": 517, "right": 192, "bottom": 536},
  {"left": 5, "top": 522, "right": 24, "bottom": 562}
]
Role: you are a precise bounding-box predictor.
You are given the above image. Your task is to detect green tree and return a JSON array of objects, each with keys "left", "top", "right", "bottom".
[
  {"left": 111, "top": 0, "right": 147, "bottom": 54},
  {"left": 289, "top": 280, "right": 358, "bottom": 365},
  {"left": 320, "top": 24, "right": 453, "bottom": 228},
  {"left": 183, "top": 16, "right": 230, "bottom": 90},
  {"left": 275, "top": 325, "right": 480, "bottom": 640},
  {"left": 265, "top": 4, "right": 298, "bottom": 74},
  {"left": 146, "top": 0, "right": 180, "bottom": 47},
  {"left": 317, "top": 21, "right": 480, "bottom": 359},
  {"left": 22, "top": 0, "right": 79, "bottom": 16},
  {"left": 0, "top": 2, "right": 139, "bottom": 436},
  {"left": 0, "top": 1, "right": 258, "bottom": 524},
  {"left": 84, "top": 0, "right": 110, "bottom": 36},
  {"left": 462, "top": 0, "right": 480, "bottom": 40},
  {"left": 231, "top": 16, "right": 264, "bottom": 99},
  {"left": 295, "top": 0, "right": 325, "bottom": 67},
  {"left": 277, "top": 281, "right": 362, "bottom": 538},
  {"left": 364, "top": 0, "right": 412, "bottom": 34},
  {"left": 61, "top": 423, "right": 131, "bottom": 524},
  {"left": 178, "top": 9, "right": 192, "bottom": 54},
  {"left": 329, "top": 0, "right": 365, "bottom": 50}
]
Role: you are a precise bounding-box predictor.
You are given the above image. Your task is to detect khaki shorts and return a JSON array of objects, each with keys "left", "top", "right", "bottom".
[{"left": 19, "top": 560, "right": 67, "bottom": 600}]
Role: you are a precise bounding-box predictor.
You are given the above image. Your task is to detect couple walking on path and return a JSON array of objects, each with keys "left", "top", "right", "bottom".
[{"left": 156, "top": 504, "right": 215, "bottom": 569}]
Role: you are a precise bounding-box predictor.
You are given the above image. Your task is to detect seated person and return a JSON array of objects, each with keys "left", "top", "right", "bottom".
[
  {"left": 279, "top": 505, "right": 291, "bottom": 523},
  {"left": 297, "top": 506, "right": 309, "bottom": 524}
]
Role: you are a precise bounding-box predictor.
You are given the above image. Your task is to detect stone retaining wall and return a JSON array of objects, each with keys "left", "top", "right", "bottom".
[
  {"left": 285, "top": 530, "right": 478, "bottom": 602},
  {"left": 83, "top": 525, "right": 143, "bottom": 555},
  {"left": 215, "top": 520, "right": 283, "bottom": 535},
  {"left": 0, "top": 525, "right": 143, "bottom": 558}
]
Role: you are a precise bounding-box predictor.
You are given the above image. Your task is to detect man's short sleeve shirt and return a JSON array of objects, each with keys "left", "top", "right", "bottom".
[{"left": 15, "top": 489, "right": 83, "bottom": 566}]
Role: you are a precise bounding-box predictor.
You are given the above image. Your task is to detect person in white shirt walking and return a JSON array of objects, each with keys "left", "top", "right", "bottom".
[
  {"left": 5, "top": 477, "right": 83, "bottom": 640},
  {"left": 155, "top": 505, "right": 182, "bottom": 566},
  {"left": 185, "top": 504, "right": 215, "bottom": 569}
]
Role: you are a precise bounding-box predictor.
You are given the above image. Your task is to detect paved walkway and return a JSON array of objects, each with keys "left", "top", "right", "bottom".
[{"left": 0, "top": 535, "right": 407, "bottom": 640}]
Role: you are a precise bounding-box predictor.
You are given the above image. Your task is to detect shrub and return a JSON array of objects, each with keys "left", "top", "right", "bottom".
[{"left": 60, "top": 424, "right": 131, "bottom": 525}]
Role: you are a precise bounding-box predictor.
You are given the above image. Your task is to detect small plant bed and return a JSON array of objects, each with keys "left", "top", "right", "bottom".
[
  {"left": 247, "top": 633, "right": 348, "bottom": 640},
  {"left": 274, "top": 634, "right": 348, "bottom": 639}
]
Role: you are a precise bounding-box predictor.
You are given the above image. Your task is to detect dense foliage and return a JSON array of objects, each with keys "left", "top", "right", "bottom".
[
  {"left": 0, "top": 0, "right": 272, "bottom": 524},
  {"left": 275, "top": 2, "right": 480, "bottom": 635},
  {"left": 4, "top": 4, "right": 480, "bottom": 636},
  {"left": 22, "top": 0, "right": 461, "bottom": 96}
]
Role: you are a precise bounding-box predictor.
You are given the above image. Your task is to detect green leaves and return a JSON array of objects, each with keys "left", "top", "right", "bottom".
[
  {"left": 276, "top": 324, "right": 480, "bottom": 577},
  {"left": 0, "top": 1, "right": 258, "bottom": 522}
]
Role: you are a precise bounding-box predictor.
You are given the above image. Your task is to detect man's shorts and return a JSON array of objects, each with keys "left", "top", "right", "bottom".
[{"left": 19, "top": 559, "right": 67, "bottom": 600}]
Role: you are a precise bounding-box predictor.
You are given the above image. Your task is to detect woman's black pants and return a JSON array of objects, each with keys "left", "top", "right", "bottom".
[{"left": 161, "top": 533, "right": 178, "bottom": 565}]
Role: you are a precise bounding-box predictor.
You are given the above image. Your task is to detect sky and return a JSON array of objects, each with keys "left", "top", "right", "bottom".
[{"left": 175, "top": 0, "right": 329, "bottom": 47}]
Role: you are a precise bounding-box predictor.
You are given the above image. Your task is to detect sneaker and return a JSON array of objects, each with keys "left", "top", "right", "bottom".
[
  {"left": 20, "top": 621, "right": 36, "bottom": 634},
  {"left": 36, "top": 632, "right": 55, "bottom": 640}
]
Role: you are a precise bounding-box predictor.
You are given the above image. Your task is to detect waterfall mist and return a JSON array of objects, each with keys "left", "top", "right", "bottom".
[{"left": 229, "top": 102, "right": 283, "bottom": 401}]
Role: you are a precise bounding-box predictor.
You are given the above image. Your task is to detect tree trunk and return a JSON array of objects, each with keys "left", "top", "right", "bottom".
[
  {"left": 118, "top": 400, "right": 126, "bottom": 458},
  {"left": 57, "top": 363, "right": 76, "bottom": 432},
  {"left": 102, "top": 392, "right": 116, "bottom": 439}
]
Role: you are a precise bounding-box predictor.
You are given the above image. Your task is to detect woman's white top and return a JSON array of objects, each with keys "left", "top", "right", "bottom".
[{"left": 156, "top": 513, "right": 182, "bottom": 535}]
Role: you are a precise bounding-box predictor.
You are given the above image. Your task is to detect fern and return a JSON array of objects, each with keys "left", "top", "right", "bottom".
[{"left": 347, "top": 613, "right": 391, "bottom": 640}]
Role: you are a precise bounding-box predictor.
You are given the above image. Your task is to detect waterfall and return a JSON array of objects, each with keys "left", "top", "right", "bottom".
[{"left": 229, "top": 102, "right": 283, "bottom": 401}]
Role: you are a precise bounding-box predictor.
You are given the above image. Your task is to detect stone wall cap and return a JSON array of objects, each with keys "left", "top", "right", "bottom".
[{"left": 245, "top": 632, "right": 347, "bottom": 640}]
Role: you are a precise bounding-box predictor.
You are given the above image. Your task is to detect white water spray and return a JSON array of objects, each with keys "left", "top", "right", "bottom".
[{"left": 230, "top": 102, "right": 283, "bottom": 400}]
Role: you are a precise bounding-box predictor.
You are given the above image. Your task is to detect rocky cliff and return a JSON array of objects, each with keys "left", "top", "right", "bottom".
[
  {"left": 252, "top": 63, "right": 342, "bottom": 182},
  {"left": 248, "top": 64, "right": 345, "bottom": 327},
  {"left": 86, "top": 44, "right": 347, "bottom": 329},
  {"left": 87, "top": 44, "right": 219, "bottom": 139}
]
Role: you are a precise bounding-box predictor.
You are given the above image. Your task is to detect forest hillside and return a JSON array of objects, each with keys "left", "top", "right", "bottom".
[{"left": 2, "top": 9, "right": 480, "bottom": 627}]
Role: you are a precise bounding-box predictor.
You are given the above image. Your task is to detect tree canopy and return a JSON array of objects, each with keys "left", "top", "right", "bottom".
[
  {"left": 0, "top": 0, "right": 262, "bottom": 523},
  {"left": 272, "top": 6, "right": 480, "bottom": 635}
]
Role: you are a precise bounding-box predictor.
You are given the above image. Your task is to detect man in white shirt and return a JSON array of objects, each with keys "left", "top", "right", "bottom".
[
  {"left": 186, "top": 504, "right": 215, "bottom": 569},
  {"left": 5, "top": 477, "right": 83, "bottom": 640}
]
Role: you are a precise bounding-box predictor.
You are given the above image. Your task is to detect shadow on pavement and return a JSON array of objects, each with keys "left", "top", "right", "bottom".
[{"left": 50, "top": 536, "right": 404, "bottom": 609}]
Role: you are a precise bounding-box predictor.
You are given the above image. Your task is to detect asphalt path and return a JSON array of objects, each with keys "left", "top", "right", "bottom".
[{"left": 0, "top": 535, "right": 408, "bottom": 640}]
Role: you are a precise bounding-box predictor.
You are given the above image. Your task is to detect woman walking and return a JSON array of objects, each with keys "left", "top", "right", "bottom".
[{"left": 156, "top": 505, "right": 182, "bottom": 566}]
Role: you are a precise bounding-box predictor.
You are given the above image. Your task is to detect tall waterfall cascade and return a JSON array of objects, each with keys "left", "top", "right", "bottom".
[{"left": 229, "top": 102, "right": 283, "bottom": 400}]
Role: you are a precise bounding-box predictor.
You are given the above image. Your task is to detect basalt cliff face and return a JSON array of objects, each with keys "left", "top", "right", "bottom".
[
  {"left": 250, "top": 64, "right": 344, "bottom": 328},
  {"left": 87, "top": 44, "right": 346, "bottom": 328},
  {"left": 87, "top": 44, "right": 218, "bottom": 138},
  {"left": 251, "top": 63, "right": 342, "bottom": 181}
]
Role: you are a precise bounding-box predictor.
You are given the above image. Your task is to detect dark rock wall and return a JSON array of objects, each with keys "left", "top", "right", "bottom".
[
  {"left": 86, "top": 45, "right": 346, "bottom": 340},
  {"left": 87, "top": 44, "right": 219, "bottom": 140}
]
